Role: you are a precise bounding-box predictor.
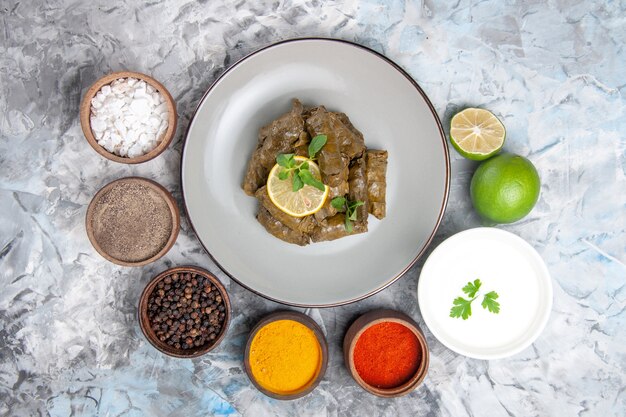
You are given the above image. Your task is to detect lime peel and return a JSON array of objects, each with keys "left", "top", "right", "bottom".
[{"left": 470, "top": 153, "right": 540, "bottom": 224}]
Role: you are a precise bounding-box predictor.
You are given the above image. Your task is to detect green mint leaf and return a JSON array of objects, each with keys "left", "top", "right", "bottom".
[
  {"left": 309, "top": 178, "right": 326, "bottom": 192},
  {"left": 348, "top": 200, "right": 365, "bottom": 220},
  {"left": 462, "top": 279, "right": 482, "bottom": 298},
  {"left": 292, "top": 173, "right": 304, "bottom": 192},
  {"left": 298, "top": 168, "right": 312, "bottom": 181},
  {"left": 299, "top": 170, "right": 326, "bottom": 191},
  {"left": 299, "top": 161, "right": 309, "bottom": 171},
  {"left": 348, "top": 206, "right": 358, "bottom": 221},
  {"left": 276, "top": 153, "right": 294, "bottom": 168},
  {"left": 450, "top": 297, "right": 472, "bottom": 320},
  {"left": 278, "top": 170, "right": 289, "bottom": 180},
  {"left": 308, "top": 134, "right": 327, "bottom": 159},
  {"left": 481, "top": 291, "right": 500, "bottom": 314},
  {"left": 344, "top": 215, "right": 354, "bottom": 233},
  {"left": 331, "top": 197, "right": 346, "bottom": 211}
]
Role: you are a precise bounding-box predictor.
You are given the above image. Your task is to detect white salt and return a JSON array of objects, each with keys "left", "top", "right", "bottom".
[{"left": 90, "top": 77, "right": 170, "bottom": 158}]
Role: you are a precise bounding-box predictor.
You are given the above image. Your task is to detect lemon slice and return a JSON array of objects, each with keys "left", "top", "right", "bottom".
[
  {"left": 450, "top": 108, "right": 506, "bottom": 161},
  {"left": 267, "top": 156, "right": 329, "bottom": 217}
]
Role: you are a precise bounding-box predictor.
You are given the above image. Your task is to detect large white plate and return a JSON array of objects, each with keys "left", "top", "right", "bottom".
[
  {"left": 418, "top": 228, "right": 553, "bottom": 359},
  {"left": 182, "top": 38, "right": 449, "bottom": 306}
]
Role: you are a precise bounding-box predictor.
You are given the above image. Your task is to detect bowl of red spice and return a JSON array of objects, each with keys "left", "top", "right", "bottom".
[{"left": 343, "top": 309, "right": 429, "bottom": 397}]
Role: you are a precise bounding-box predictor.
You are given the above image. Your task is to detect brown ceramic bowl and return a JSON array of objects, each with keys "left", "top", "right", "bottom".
[
  {"left": 138, "top": 266, "right": 231, "bottom": 358},
  {"left": 79, "top": 71, "right": 177, "bottom": 164},
  {"left": 85, "top": 177, "right": 180, "bottom": 267},
  {"left": 343, "top": 309, "right": 429, "bottom": 397},
  {"left": 244, "top": 311, "right": 328, "bottom": 400}
]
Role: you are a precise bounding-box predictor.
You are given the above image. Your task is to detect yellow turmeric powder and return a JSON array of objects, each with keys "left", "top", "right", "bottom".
[{"left": 249, "top": 319, "right": 322, "bottom": 395}]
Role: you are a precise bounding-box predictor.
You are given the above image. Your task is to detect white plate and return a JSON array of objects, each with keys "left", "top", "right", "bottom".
[
  {"left": 182, "top": 38, "right": 449, "bottom": 306},
  {"left": 417, "top": 228, "right": 553, "bottom": 359}
]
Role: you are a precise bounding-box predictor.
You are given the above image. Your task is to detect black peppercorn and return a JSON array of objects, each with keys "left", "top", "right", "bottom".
[{"left": 147, "top": 271, "right": 227, "bottom": 352}]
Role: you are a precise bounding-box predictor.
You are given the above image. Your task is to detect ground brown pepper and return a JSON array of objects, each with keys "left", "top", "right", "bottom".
[{"left": 90, "top": 181, "right": 172, "bottom": 262}]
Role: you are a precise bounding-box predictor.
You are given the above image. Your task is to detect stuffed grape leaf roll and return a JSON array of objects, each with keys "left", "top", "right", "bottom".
[
  {"left": 242, "top": 99, "right": 306, "bottom": 196},
  {"left": 365, "top": 150, "right": 388, "bottom": 219},
  {"left": 256, "top": 206, "right": 310, "bottom": 246},
  {"left": 310, "top": 157, "right": 369, "bottom": 242},
  {"left": 305, "top": 107, "right": 365, "bottom": 221},
  {"left": 310, "top": 213, "right": 367, "bottom": 242},
  {"left": 255, "top": 186, "right": 316, "bottom": 234}
]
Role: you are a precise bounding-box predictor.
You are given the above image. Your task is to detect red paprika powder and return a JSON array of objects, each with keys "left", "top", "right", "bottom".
[{"left": 353, "top": 321, "right": 421, "bottom": 389}]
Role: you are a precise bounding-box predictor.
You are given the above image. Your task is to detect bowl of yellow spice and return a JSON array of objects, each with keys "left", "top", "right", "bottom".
[{"left": 244, "top": 311, "right": 328, "bottom": 400}]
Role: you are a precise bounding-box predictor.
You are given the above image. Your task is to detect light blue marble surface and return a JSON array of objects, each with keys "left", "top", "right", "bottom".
[{"left": 1, "top": 0, "right": 625, "bottom": 416}]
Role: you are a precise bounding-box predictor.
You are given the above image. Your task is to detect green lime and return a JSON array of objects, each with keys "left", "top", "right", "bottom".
[
  {"left": 450, "top": 108, "right": 506, "bottom": 160},
  {"left": 470, "top": 153, "right": 540, "bottom": 224}
]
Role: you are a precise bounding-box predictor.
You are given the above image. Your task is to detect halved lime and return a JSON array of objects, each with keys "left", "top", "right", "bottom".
[{"left": 450, "top": 108, "right": 505, "bottom": 161}]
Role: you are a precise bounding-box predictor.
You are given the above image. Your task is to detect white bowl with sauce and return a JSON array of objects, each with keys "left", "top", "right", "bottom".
[{"left": 418, "top": 227, "right": 553, "bottom": 359}]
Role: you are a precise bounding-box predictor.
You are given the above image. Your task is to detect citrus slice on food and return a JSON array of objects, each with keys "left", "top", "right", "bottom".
[
  {"left": 267, "top": 156, "right": 329, "bottom": 217},
  {"left": 450, "top": 108, "right": 506, "bottom": 161}
]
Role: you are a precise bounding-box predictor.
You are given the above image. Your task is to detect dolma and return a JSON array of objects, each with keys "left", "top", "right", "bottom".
[
  {"left": 365, "top": 150, "right": 388, "bottom": 219},
  {"left": 293, "top": 131, "right": 310, "bottom": 158},
  {"left": 334, "top": 112, "right": 365, "bottom": 150},
  {"left": 348, "top": 157, "right": 369, "bottom": 225},
  {"left": 244, "top": 98, "right": 387, "bottom": 246},
  {"left": 306, "top": 107, "right": 365, "bottom": 161},
  {"left": 255, "top": 186, "right": 316, "bottom": 234},
  {"left": 329, "top": 111, "right": 365, "bottom": 159},
  {"left": 310, "top": 214, "right": 367, "bottom": 242},
  {"left": 242, "top": 99, "right": 306, "bottom": 196},
  {"left": 256, "top": 206, "right": 310, "bottom": 246},
  {"left": 305, "top": 107, "right": 352, "bottom": 221},
  {"left": 311, "top": 157, "right": 369, "bottom": 242}
]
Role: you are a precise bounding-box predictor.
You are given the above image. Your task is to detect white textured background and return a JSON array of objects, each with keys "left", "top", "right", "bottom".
[{"left": 1, "top": 1, "right": 624, "bottom": 416}]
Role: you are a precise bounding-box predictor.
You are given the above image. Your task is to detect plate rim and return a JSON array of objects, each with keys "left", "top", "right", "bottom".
[
  {"left": 417, "top": 227, "right": 554, "bottom": 359},
  {"left": 180, "top": 37, "right": 451, "bottom": 307}
]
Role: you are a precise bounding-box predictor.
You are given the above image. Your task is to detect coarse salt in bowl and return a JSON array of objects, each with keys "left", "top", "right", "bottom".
[{"left": 80, "top": 71, "right": 177, "bottom": 164}]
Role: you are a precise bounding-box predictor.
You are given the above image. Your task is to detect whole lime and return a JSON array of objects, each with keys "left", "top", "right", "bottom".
[{"left": 470, "top": 153, "right": 540, "bottom": 224}]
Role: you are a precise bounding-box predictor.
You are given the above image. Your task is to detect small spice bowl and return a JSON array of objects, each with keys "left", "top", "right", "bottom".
[
  {"left": 86, "top": 177, "right": 180, "bottom": 267},
  {"left": 343, "top": 309, "right": 429, "bottom": 397},
  {"left": 138, "top": 266, "right": 231, "bottom": 358},
  {"left": 79, "top": 71, "right": 177, "bottom": 164},
  {"left": 244, "top": 311, "right": 328, "bottom": 400}
]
